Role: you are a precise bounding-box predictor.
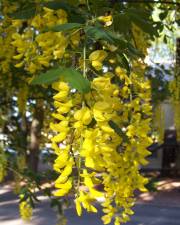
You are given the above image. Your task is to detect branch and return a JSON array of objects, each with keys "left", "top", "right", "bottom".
[{"left": 118, "top": 0, "right": 180, "bottom": 6}]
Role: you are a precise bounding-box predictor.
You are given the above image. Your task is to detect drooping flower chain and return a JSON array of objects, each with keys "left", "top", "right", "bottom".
[{"left": 51, "top": 69, "right": 152, "bottom": 225}]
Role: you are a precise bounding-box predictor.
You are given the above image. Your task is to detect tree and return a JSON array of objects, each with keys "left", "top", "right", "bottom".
[{"left": 0, "top": 1, "right": 179, "bottom": 225}]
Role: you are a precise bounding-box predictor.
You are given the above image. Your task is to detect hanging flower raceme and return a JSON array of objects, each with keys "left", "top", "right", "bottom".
[
  {"left": 10, "top": 7, "right": 69, "bottom": 74},
  {"left": 51, "top": 66, "right": 152, "bottom": 225},
  {"left": 19, "top": 198, "right": 33, "bottom": 221}
]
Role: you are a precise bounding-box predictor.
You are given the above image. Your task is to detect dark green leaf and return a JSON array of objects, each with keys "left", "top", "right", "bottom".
[
  {"left": 31, "top": 67, "right": 64, "bottom": 85},
  {"left": 43, "top": 188, "right": 51, "bottom": 197},
  {"left": 164, "top": 35, "right": 167, "bottom": 44},
  {"left": 31, "top": 193, "right": 40, "bottom": 202},
  {"left": 67, "top": 0, "right": 79, "bottom": 6},
  {"left": 31, "top": 67, "right": 91, "bottom": 93},
  {"left": 91, "top": 1, "right": 111, "bottom": 15},
  {"left": 44, "top": 2, "right": 72, "bottom": 11},
  {"left": 29, "top": 196, "right": 35, "bottom": 208},
  {"left": 113, "top": 13, "right": 130, "bottom": 34},
  {"left": 108, "top": 120, "right": 129, "bottom": 142},
  {"left": 127, "top": 7, "right": 151, "bottom": 19},
  {"left": 68, "top": 13, "right": 86, "bottom": 23},
  {"left": 10, "top": 7, "right": 36, "bottom": 19},
  {"left": 44, "top": 1, "right": 84, "bottom": 23},
  {"left": 85, "top": 26, "right": 115, "bottom": 44},
  {"left": 108, "top": 120, "right": 124, "bottom": 136},
  {"left": 47, "top": 23, "right": 83, "bottom": 32},
  {"left": 85, "top": 26, "right": 128, "bottom": 49},
  {"left": 159, "top": 11, "right": 168, "bottom": 21},
  {"left": 116, "top": 53, "right": 131, "bottom": 75},
  {"left": 127, "top": 43, "right": 145, "bottom": 58},
  {"left": 62, "top": 68, "right": 91, "bottom": 93},
  {"left": 127, "top": 9, "right": 157, "bottom": 36}
]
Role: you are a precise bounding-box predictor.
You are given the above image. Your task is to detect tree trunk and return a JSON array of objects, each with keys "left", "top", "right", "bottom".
[{"left": 29, "top": 100, "right": 44, "bottom": 172}]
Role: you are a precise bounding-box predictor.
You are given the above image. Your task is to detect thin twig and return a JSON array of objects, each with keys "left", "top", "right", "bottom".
[{"left": 119, "top": 0, "right": 180, "bottom": 6}]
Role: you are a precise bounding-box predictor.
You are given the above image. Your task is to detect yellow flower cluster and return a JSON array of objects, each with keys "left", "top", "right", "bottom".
[
  {"left": 0, "top": 1, "right": 20, "bottom": 73},
  {"left": 11, "top": 7, "right": 69, "bottom": 74},
  {"left": 31, "top": 7, "right": 68, "bottom": 29},
  {"left": 0, "top": 25, "right": 16, "bottom": 73},
  {"left": 51, "top": 65, "right": 152, "bottom": 224},
  {"left": 0, "top": 3, "right": 153, "bottom": 224},
  {"left": 19, "top": 199, "right": 33, "bottom": 221}
]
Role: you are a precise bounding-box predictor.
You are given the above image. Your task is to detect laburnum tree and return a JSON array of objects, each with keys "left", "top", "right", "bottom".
[{"left": 0, "top": 1, "right": 179, "bottom": 225}]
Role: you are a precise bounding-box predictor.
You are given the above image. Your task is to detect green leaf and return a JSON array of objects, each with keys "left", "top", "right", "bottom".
[
  {"left": 113, "top": 14, "right": 130, "bottom": 34},
  {"left": 108, "top": 120, "right": 124, "bottom": 136},
  {"left": 47, "top": 23, "right": 83, "bottom": 32},
  {"left": 31, "top": 67, "right": 65, "bottom": 85},
  {"left": 44, "top": 2, "right": 72, "bottom": 11},
  {"left": 44, "top": 1, "right": 85, "bottom": 23},
  {"left": 159, "top": 11, "right": 168, "bottom": 21},
  {"left": 127, "top": 8, "right": 157, "bottom": 36},
  {"left": 85, "top": 26, "right": 128, "bottom": 49},
  {"left": 127, "top": 8, "right": 151, "bottom": 19},
  {"left": 10, "top": 7, "right": 36, "bottom": 19},
  {"left": 108, "top": 120, "right": 129, "bottom": 142},
  {"left": 63, "top": 68, "right": 91, "bottom": 93},
  {"left": 127, "top": 43, "right": 145, "bottom": 59},
  {"left": 68, "top": 13, "right": 86, "bottom": 23},
  {"left": 116, "top": 53, "right": 131, "bottom": 75},
  {"left": 85, "top": 26, "right": 115, "bottom": 44},
  {"left": 31, "top": 67, "right": 91, "bottom": 93}
]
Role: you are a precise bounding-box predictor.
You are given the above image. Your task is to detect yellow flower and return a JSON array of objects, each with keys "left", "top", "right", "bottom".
[
  {"left": 98, "top": 15, "right": 113, "bottom": 26},
  {"left": 52, "top": 81, "right": 69, "bottom": 92},
  {"left": 13, "top": 53, "right": 24, "bottom": 60},
  {"left": 91, "top": 60, "right": 103, "bottom": 71},
  {"left": 98, "top": 15, "right": 112, "bottom": 23},
  {"left": 54, "top": 100, "right": 73, "bottom": 114},
  {"left": 51, "top": 132, "right": 68, "bottom": 143},
  {"left": 89, "top": 50, "right": 107, "bottom": 62},
  {"left": 54, "top": 177, "right": 72, "bottom": 196},
  {"left": 31, "top": 15, "right": 44, "bottom": 28},
  {"left": 53, "top": 146, "right": 70, "bottom": 170},
  {"left": 77, "top": 191, "right": 97, "bottom": 213},
  {"left": 89, "top": 50, "right": 107, "bottom": 71},
  {"left": 93, "top": 101, "right": 112, "bottom": 122},
  {"left": 75, "top": 198, "right": 82, "bottom": 216},
  {"left": 74, "top": 107, "right": 92, "bottom": 125},
  {"left": 70, "top": 31, "right": 80, "bottom": 48},
  {"left": 15, "top": 61, "right": 24, "bottom": 68}
]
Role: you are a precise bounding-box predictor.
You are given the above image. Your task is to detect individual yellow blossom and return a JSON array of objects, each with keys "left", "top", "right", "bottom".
[
  {"left": 70, "top": 31, "right": 80, "bottom": 48},
  {"left": 98, "top": 15, "right": 113, "bottom": 26},
  {"left": 54, "top": 178, "right": 73, "bottom": 197},
  {"left": 74, "top": 107, "right": 92, "bottom": 125},
  {"left": 89, "top": 50, "right": 107, "bottom": 71}
]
